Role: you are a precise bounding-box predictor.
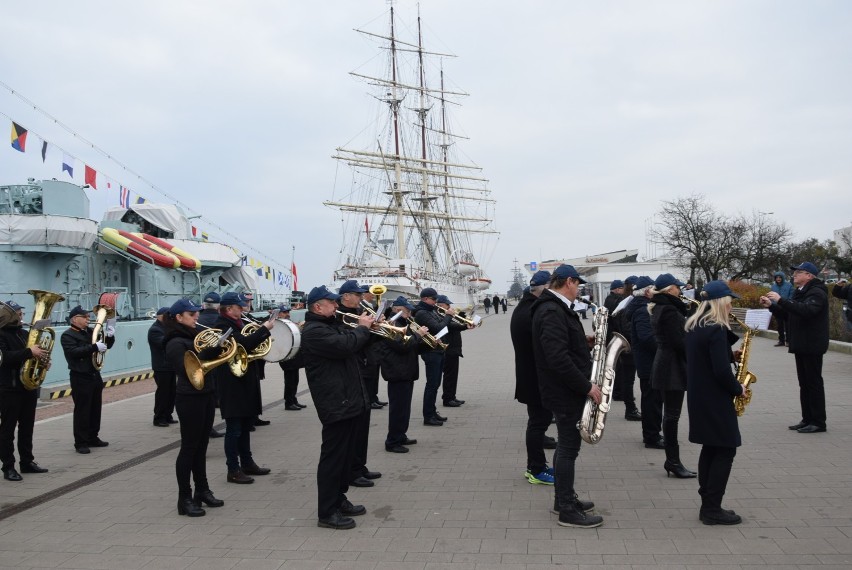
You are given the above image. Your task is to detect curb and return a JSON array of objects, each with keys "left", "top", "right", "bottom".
[{"left": 48, "top": 371, "right": 154, "bottom": 400}]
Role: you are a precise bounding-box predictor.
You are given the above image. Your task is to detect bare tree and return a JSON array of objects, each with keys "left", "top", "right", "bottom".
[{"left": 729, "top": 211, "right": 793, "bottom": 280}]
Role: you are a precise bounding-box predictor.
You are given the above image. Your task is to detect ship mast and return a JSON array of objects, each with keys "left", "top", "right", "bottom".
[
  {"left": 440, "top": 65, "right": 454, "bottom": 267},
  {"left": 414, "top": 8, "right": 436, "bottom": 274},
  {"left": 389, "top": 6, "right": 406, "bottom": 261}
]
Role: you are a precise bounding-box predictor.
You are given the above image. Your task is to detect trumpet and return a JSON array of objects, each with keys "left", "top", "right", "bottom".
[
  {"left": 435, "top": 306, "right": 482, "bottom": 328},
  {"left": 185, "top": 327, "right": 243, "bottom": 391},
  {"left": 336, "top": 310, "right": 408, "bottom": 341},
  {"left": 196, "top": 323, "right": 248, "bottom": 378},
  {"left": 407, "top": 318, "right": 447, "bottom": 350}
]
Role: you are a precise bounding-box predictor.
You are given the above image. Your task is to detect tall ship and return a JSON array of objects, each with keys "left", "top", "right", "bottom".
[
  {"left": 0, "top": 178, "right": 275, "bottom": 391},
  {"left": 325, "top": 4, "right": 497, "bottom": 306}
]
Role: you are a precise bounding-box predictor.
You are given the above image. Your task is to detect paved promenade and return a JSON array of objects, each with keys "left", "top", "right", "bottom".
[{"left": 1, "top": 307, "right": 850, "bottom": 569}]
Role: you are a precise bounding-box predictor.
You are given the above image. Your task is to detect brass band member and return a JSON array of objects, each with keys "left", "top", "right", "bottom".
[
  {"left": 61, "top": 306, "right": 114, "bottom": 454},
  {"left": 531, "top": 265, "right": 601, "bottom": 528},
  {"left": 302, "top": 285, "right": 374, "bottom": 529},
  {"left": 1, "top": 301, "right": 50, "bottom": 481},
  {"left": 198, "top": 292, "right": 224, "bottom": 439},
  {"left": 240, "top": 291, "right": 270, "bottom": 429},
  {"left": 149, "top": 307, "right": 178, "bottom": 427},
  {"left": 278, "top": 305, "right": 307, "bottom": 411},
  {"left": 437, "top": 295, "right": 472, "bottom": 408},
  {"left": 216, "top": 292, "right": 273, "bottom": 484},
  {"left": 685, "top": 281, "right": 745, "bottom": 525},
  {"left": 163, "top": 298, "right": 224, "bottom": 517},
  {"left": 413, "top": 287, "right": 453, "bottom": 426}
]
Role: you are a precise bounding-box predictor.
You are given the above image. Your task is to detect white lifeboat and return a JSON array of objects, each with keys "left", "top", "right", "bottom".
[
  {"left": 456, "top": 260, "right": 479, "bottom": 276},
  {"left": 469, "top": 275, "right": 491, "bottom": 291}
]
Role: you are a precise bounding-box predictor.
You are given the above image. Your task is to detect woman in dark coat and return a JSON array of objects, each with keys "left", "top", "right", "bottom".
[
  {"left": 685, "top": 281, "right": 746, "bottom": 525},
  {"left": 649, "top": 273, "right": 695, "bottom": 478},
  {"left": 163, "top": 298, "right": 225, "bottom": 517}
]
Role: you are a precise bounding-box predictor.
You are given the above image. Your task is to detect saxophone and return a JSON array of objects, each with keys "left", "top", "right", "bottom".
[
  {"left": 730, "top": 313, "right": 757, "bottom": 416},
  {"left": 578, "top": 302, "right": 631, "bottom": 444}
]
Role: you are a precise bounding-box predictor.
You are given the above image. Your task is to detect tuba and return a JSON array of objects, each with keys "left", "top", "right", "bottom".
[
  {"left": 578, "top": 302, "right": 631, "bottom": 444},
  {"left": 729, "top": 313, "right": 757, "bottom": 416},
  {"left": 185, "top": 328, "right": 243, "bottom": 391},
  {"left": 90, "top": 303, "right": 116, "bottom": 370},
  {"left": 21, "top": 290, "right": 65, "bottom": 391}
]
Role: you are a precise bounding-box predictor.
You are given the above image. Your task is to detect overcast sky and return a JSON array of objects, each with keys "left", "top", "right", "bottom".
[{"left": 2, "top": 0, "right": 851, "bottom": 294}]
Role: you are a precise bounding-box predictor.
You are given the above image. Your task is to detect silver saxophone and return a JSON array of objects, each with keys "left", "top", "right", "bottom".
[{"left": 578, "top": 301, "right": 631, "bottom": 444}]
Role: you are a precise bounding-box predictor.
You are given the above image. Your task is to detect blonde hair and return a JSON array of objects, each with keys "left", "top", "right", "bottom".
[{"left": 685, "top": 297, "right": 731, "bottom": 331}]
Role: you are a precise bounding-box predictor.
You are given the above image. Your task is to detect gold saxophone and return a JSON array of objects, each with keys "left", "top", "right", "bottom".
[
  {"left": 729, "top": 313, "right": 757, "bottom": 416},
  {"left": 21, "top": 289, "right": 65, "bottom": 390}
]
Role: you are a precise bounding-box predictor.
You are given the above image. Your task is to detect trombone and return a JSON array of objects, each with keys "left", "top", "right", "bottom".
[
  {"left": 435, "top": 306, "right": 482, "bottom": 328},
  {"left": 336, "top": 310, "right": 408, "bottom": 341}
]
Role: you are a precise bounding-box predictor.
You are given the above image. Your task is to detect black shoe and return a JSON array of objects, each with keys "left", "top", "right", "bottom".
[
  {"left": 167, "top": 418, "right": 179, "bottom": 424},
  {"left": 386, "top": 445, "right": 409, "bottom": 453},
  {"left": 209, "top": 429, "right": 224, "bottom": 438},
  {"left": 248, "top": 425, "right": 256, "bottom": 432},
  {"left": 376, "top": 400, "right": 388, "bottom": 406},
  {"left": 625, "top": 408, "right": 642, "bottom": 421},
  {"left": 153, "top": 420, "right": 169, "bottom": 427},
  {"left": 193, "top": 489, "right": 224, "bottom": 508},
  {"left": 644, "top": 438, "right": 665, "bottom": 450},
  {"left": 434, "top": 413, "right": 448, "bottom": 422},
  {"left": 423, "top": 417, "right": 444, "bottom": 426},
  {"left": 797, "top": 424, "right": 826, "bottom": 433},
  {"left": 557, "top": 505, "right": 604, "bottom": 528},
  {"left": 350, "top": 476, "right": 374, "bottom": 488},
  {"left": 552, "top": 495, "right": 595, "bottom": 514},
  {"left": 774, "top": 341, "right": 785, "bottom": 347},
  {"left": 75, "top": 446, "right": 91, "bottom": 454},
  {"left": 295, "top": 402, "right": 308, "bottom": 408},
  {"left": 253, "top": 418, "right": 271, "bottom": 426},
  {"left": 543, "top": 435, "right": 557, "bottom": 450},
  {"left": 340, "top": 499, "right": 366, "bottom": 516},
  {"left": 664, "top": 460, "right": 697, "bottom": 478},
  {"left": 788, "top": 421, "right": 807, "bottom": 430},
  {"left": 2, "top": 467, "right": 22, "bottom": 481},
  {"left": 227, "top": 470, "right": 255, "bottom": 484},
  {"left": 443, "top": 400, "right": 462, "bottom": 407},
  {"left": 317, "top": 511, "right": 356, "bottom": 529},
  {"left": 700, "top": 508, "right": 742, "bottom": 525},
  {"left": 370, "top": 402, "right": 384, "bottom": 410},
  {"left": 19, "top": 462, "right": 48, "bottom": 474},
  {"left": 403, "top": 438, "right": 418, "bottom": 445},
  {"left": 285, "top": 403, "right": 302, "bottom": 411},
  {"left": 89, "top": 439, "right": 109, "bottom": 447},
  {"left": 178, "top": 496, "right": 205, "bottom": 517},
  {"left": 363, "top": 470, "right": 382, "bottom": 480},
  {"left": 243, "top": 463, "right": 271, "bottom": 476}
]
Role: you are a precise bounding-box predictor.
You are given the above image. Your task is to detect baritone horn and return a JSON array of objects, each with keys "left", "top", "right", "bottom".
[
  {"left": 91, "top": 303, "right": 116, "bottom": 370},
  {"left": 20, "top": 290, "right": 65, "bottom": 390},
  {"left": 185, "top": 328, "right": 242, "bottom": 391}
]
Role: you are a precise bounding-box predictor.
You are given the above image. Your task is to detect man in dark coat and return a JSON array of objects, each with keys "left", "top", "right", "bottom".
[
  {"left": 197, "top": 292, "right": 224, "bottom": 438},
  {"left": 511, "top": 271, "right": 557, "bottom": 486},
  {"left": 604, "top": 280, "right": 641, "bottom": 421},
  {"left": 762, "top": 261, "right": 830, "bottom": 433},
  {"left": 148, "top": 307, "right": 177, "bottom": 427},
  {"left": 302, "top": 285, "right": 374, "bottom": 530},
  {"left": 413, "top": 288, "right": 453, "bottom": 426},
  {"left": 832, "top": 279, "right": 851, "bottom": 327},
  {"left": 492, "top": 294, "right": 501, "bottom": 315},
  {"left": 437, "top": 295, "right": 471, "bottom": 407},
  {"left": 1, "top": 302, "right": 50, "bottom": 481},
  {"left": 61, "top": 305, "right": 115, "bottom": 454},
  {"left": 278, "top": 306, "right": 307, "bottom": 411},
  {"left": 531, "top": 265, "right": 603, "bottom": 528}
]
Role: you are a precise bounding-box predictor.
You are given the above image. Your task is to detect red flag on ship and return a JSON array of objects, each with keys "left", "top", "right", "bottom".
[
  {"left": 84, "top": 165, "right": 98, "bottom": 189},
  {"left": 291, "top": 261, "right": 298, "bottom": 291}
]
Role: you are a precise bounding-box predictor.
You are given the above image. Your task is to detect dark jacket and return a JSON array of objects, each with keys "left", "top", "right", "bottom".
[
  {"left": 603, "top": 291, "right": 625, "bottom": 342},
  {"left": 442, "top": 316, "right": 467, "bottom": 358},
  {"left": 147, "top": 320, "right": 173, "bottom": 372},
  {"left": 510, "top": 291, "right": 542, "bottom": 405},
  {"left": 60, "top": 325, "right": 115, "bottom": 378},
  {"left": 483, "top": 297, "right": 491, "bottom": 308},
  {"left": 0, "top": 325, "right": 32, "bottom": 391},
  {"left": 413, "top": 301, "right": 452, "bottom": 353},
  {"left": 164, "top": 322, "right": 220, "bottom": 396},
  {"left": 197, "top": 308, "right": 219, "bottom": 327},
  {"left": 626, "top": 295, "right": 656, "bottom": 378},
  {"left": 338, "top": 305, "right": 380, "bottom": 379},
  {"left": 301, "top": 311, "right": 371, "bottom": 425},
  {"left": 376, "top": 325, "right": 422, "bottom": 383},
  {"left": 649, "top": 293, "right": 688, "bottom": 391},
  {"left": 213, "top": 314, "right": 271, "bottom": 418},
  {"left": 833, "top": 282, "right": 851, "bottom": 301},
  {"left": 768, "top": 278, "right": 829, "bottom": 355},
  {"left": 530, "top": 289, "right": 592, "bottom": 413},
  {"left": 771, "top": 272, "right": 793, "bottom": 300},
  {"left": 686, "top": 324, "right": 742, "bottom": 447}
]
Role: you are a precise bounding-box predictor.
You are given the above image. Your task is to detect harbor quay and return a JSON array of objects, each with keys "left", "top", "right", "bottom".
[{"left": 1, "top": 307, "right": 851, "bottom": 569}]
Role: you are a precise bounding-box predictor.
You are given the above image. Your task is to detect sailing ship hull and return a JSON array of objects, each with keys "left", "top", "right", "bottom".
[{"left": 331, "top": 274, "right": 477, "bottom": 309}]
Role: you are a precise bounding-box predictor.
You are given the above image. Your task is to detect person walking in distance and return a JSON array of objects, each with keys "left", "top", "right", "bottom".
[
  {"left": 760, "top": 262, "right": 830, "bottom": 433},
  {"left": 770, "top": 271, "right": 793, "bottom": 347},
  {"left": 492, "top": 294, "right": 501, "bottom": 315},
  {"left": 483, "top": 296, "right": 491, "bottom": 314}
]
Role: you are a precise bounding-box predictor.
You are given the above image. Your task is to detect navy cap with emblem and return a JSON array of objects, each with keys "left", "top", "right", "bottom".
[
  {"left": 220, "top": 292, "right": 248, "bottom": 307},
  {"left": 392, "top": 295, "right": 415, "bottom": 310},
  {"left": 307, "top": 285, "right": 341, "bottom": 305},
  {"left": 789, "top": 261, "right": 819, "bottom": 276},
  {"left": 699, "top": 280, "right": 740, "bottom": 300},
  {"left": 436, "top": 294, "right": 453, "bottom": 305},
  {"left": 553, "top": 264, "right": 587, "bottom": 284},
  {"left": 419, "top": 287, "right": 438, "bottom": 299},
  {"left": 610, "top": 279, "right": 624, "bottom": 290},
  {"left": 529, "top": 270, "right": 551, "bottom": 286},
  {"left": 634, "top": 275, "right": 655, "bottom": 289},
  {"left": 654, "top": 273, "right": 685, "bottom": 290},
  {"left": 339, "top": 280, "right": 369, "bottom": 294},
  {"left": 68, "top": 305, "right": 90, "bottom": 319},
  {"left": 169, "top": 298, "right": 203, "bottom": 316},
  {"left": 156, "top": 306, "right": 170, "bottom": 316},
  {"left": 6, "top": 300, "right": 23, "bottom": 311},
  {"left": 203, "top": 292, "right": 221, "bottom": 303}
]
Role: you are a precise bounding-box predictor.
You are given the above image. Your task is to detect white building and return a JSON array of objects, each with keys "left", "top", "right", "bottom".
[{"left": 834, "top": 223, "right": 852, "bottom": 256}]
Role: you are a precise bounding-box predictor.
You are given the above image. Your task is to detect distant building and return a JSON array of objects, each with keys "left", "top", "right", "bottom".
[{"left": 834, "top": 223, "right": 852, "bottom": 256}]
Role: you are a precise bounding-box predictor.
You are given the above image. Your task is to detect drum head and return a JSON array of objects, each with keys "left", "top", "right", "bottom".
[{"left": 263, "top": 319, "right": 300, "bottom": 362}]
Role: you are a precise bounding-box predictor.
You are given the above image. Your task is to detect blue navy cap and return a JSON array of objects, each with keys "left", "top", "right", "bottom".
[
  {"left": 610, "top": 279, "right": 624, "bottom": 290},
  {"left": 277, "top": 304, "right": 291, "bottom": 312},
  {"left": 529, "top": 270, "right": 551, "bottom": 286},
  {"left": 339, "top": 280, "right": 369, "bottom": 294},
  {"left": 156, "top": 306, "right": 170, "bottom": 316},
  {"left": 553, "top": 264, "right": 587, "bottom": 284},
  {"left": 68, "top": 305, "right": 90, "bottom": 319},
  {"left": 307, "top": 285, "right": 341, "bottom": 306},
  {"left": 654, "top": 273, "right": 685, "bottom": 290},
  {"left": 699, "top": 280, "right": 740, "bottom": 301},
  {"left": 203, "top": 292, "right": 220, "bottom": 303},
  {"left": 625, "top": 275, "right": 639, "bottom": 286},
  {"left": 238, "top": 291, "right": 253, "bottom": 303},
  {"left": 220, "top": 292, "right": 248, "bottom": 307},
  {"left": 790, "top": 261, "right": 820, "bottom": 277},
  {"left": 6, "top": 300, "right": 23, "bottom": 311},
  {"left": 634, "top": 276, "right": 654, "bottom": 289},
  {"left": 169, "top": 298, "right": 202, "bottom": 316},
  {"left": 420, "top": 287, "right": 438, "bottom": 299},
  {"left": 436, "top": 295, "right": 453, "bottom": 305},
  {"left": 392, "top": 295, "right": 415, "bottom": 310}
]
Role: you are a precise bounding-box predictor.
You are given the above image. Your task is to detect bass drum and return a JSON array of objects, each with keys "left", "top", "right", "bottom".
[{"left": 263, "top": 318, "right": 301, "bottom": 362}]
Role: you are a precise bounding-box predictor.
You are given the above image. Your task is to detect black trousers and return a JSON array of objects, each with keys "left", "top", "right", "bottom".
[
  {"left": 614, "top": 355, "right": 637, "bottom": 407},
  {"left": 794, "top": 353, "right": 826, "bottom": 428},
  {"left": 70, "top": 373, "right": 103, "bottom": 448},
  {"left": 421, "top": 352, "right": 444, "bottom": 419},
  {"left": 639, "top": 375, "right": 663, "bottom": 443},
  {"left": 318, "top": 416, "right": 358, "bottom": 519},
  {"left": 697, "top": 445, "right": 736, "bottom": 511},
  {"left": 175, "top": 392, "right": 216, "bottom": 497},
  {"left": 777, "top": 317, "right": 787, "bottom": 344},
  {"left": 282, "top": 367, "right": 300, "bottom": 404},
  {"left": 0, "top": 389, "right": 38, "bottom": 469},
  {"left": 441, "top": 354, "right": 460, "bottom": 403},
  {"left": 153, "top": 370, "right": 177, "bottom": 422},
  {"left": 224, "top": 417, "right": 254, "bottom": 473},
  {"left": 661, "top": 389, "right": 685, "bottom": 448},
  {"left": 525, "top": 401, "right": 552, "bottom": 475},
  {"left": 386, "top": 381, "right": 414, "bottom": 447},
  {"left": 350, "top": 404, "right": 371, "bottom": 480},
  {"left": 552, "top": 406, "right": 583, "bottom": 511},
  {"left": 364, "top": 372, "right": 380, "bottom": 405}
]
